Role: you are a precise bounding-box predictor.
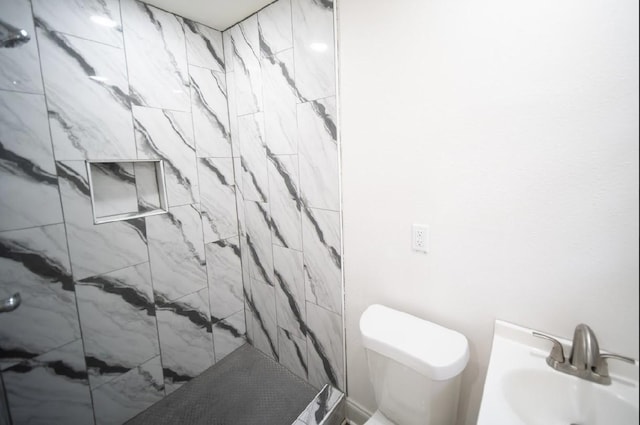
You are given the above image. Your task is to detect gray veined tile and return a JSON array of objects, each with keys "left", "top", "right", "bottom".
[
  {"left": 184, "top": 19, "right": 224, "bottom": 72},
  {"left": 238, "top": 113, "right": 269, "bottom": 202},
  {"left": 247, "top": 278, "right": 278, "bottom": 360},
  {"left": 89, "top": 162, "right": 138, "bottom": 219},
  {"left": 0, "top": 0, "right": 43, "bottom": 93},
  {"left": 36, "top": 24, "right": 136, "bottom": 161},
  {"left": 226, "top": 72, "right": 241, "bottom": 157},
  {"left": 273, "top": 245, "right": 306, "bottom": 339},
  {"left": 156, "top": 288, "right": 214, "bottom": 389},
  {"left": 75, "top": 263, "right": 159, "bottom": 389},
  {"left": 268, "top": 154, "right": 302, "bottom": 250},
  {"left": 199, "top": 157, "right": 238, "bottom": 243},
  {"left": 92, "top": 355, "right": 164, "bottom": 425},
  {"left": 212, "top": 310, "right": 246, "bottom": 362},
  {"left": 278, "top": 328, "right": 308, "bottom": 381},
  {"left": 303, "top": 207, "right": 341, "bottom": 314},
  {"left": 298, "top": 97, "right": 340, "bottom": 211},
  {"left": 258, "top": 0, "right": 293, "bottom": 57},
  {"left": 245, "top": 201, "right": 274, "bottom": 286},
  {"left": 32, "top": 0, "right": 124, "bottom": 48},
  {"left": 147, "top": 204, "right": 207, "bottom": 302},
  {"left": 121, "top": 0, "right": 190, "bottom": 111},
  {"left": 134, "top": 162, "right": 162, "bottom": 212},
  {"left": 292, "top": 0, "right": 336, "bottom": 101},
  {"left": 222, "top": 30, "right": 235, "bottom": 74},
  {"left": 133, "top": 105, "right": 199, "bottom": 207},
  {"left": 0, "top": 224, "right": 81, "bottom": 367},
  {"left": 206, "top": 237, "right": 243, "bottom": 321},
  {"left": 295, "top": 384, "right": 344, "bottom": 425},
  {"left": 228, "top": 18, "right": 263, "bottom": 115},
  {"left": 262, "top": 49, "right": 301, "bottom": 154},
  {"left": 56, "top": 161, "right": 149, "bottom": 280},
  {"left": 190, "top": 66, "right": 232, "bottom": 158},
  {"left": 0, "top": 91, "right": 63, "bottom": 232},
  {"left": 305, "top": 302, "right": 344, "bottom": 391},
  {"left": 3, "top": 340, "right": 94, "bottom": 425}
]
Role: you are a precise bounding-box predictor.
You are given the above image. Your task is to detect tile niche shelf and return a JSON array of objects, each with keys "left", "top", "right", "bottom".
[{"left": 86, "top": 159, "right": 169, "bottom": 224}]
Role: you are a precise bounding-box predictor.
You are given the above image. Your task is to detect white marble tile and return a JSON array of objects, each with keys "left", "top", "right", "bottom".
[
  {"left": 247, "top": 278, "right": 278, "bottom": 360},
  {"left": 184, "top": 19, "right": 224, "bottom": 72},
  {"left": 262, "top": 49, "right": 301, "bottom": 155},
  {"left": 292, "top": 0, "right": 336, "bottom": 101},
  {"left": 32, "top": 0, "right": 123, "bottom": 47},
  {"left": 134, "top": 162, "right": 161, "bottom": 211},
  {"left": 206, "top": 237, "right": 243, "bottom": 321},
  {"left": 37, "top": 26, "right": 135, "bottom": 160},
  {"left": 278, "top": 327, "right": 307, "bottom": 381},
  {"left": 273, "top": 245, "right": 306, "bottom": 338},
  {"left": 156, "top": 288, "right": 214, "bottom": 387},
  {"left": 56, "top": 161, "right": 149, "bottom": 280},
  {"left": 212, "top": 310, "right": 246, "bottom": 362},
  {"left": 239, "top": 113, "right": 269, "bottom": 202},
  {"left": 89, "top": 162, "right": 138, "bottom": 219},
  {"left": 2, "top": 340, "right": 94, "bottom": 425},
  {"left": 121, "top": 0, "right": 189, "bottom": 111},
  {"left": 303, "top": 207, "right": 342, "bottom": 314},
  {"left": 295, "top": 384, "right": 344, "bottom": 425},
  {"left": 75, "top": 263, "right": 159, "bottom": 389},
  {"left": 245, "top": 201, "right": 274, "bottom": 286},
  {"left": 198, "top": 157, "right": 238, "bottom": 243},
  {"left": 222, "top": 30, "right": 234, "bottom": 73},
  {"left": 0, "top": 91, "right": 63, "bottom": 232},
  {"left": 133, "top": 106, "right": 199, "bottom": 207},
  {"left": 92, "top": 355, "right": 164, "bottom": 425},
  {"left": 258, "top": 0, "right": 293, "bottom": 57},
  {"left": 227, "top": 18, "right": 263, "bottom": 115},
  {"left": 226, "top": 71, "right": 241, "bottom": 157},
  {"left": 268, "top": 154, "right": 302, "bottom": 250},
  {"left": 190, "top": 66, "right": 232, "bottom": 157},
  {"left": 306, "top": 302, "right": 344, "bottom": 391},
  {"left": 244, "top": 305, "right": 254, "bottom": 344},
  {"left": 147, "top": 204, "right": 207, "bottom": 302},
  {"left": 0, "top": 0, "right": 43, "bottom": 93},
  {"left": 0, "top": 224, "right": 80, "bottom": 366},
  {"left": 298, "top": 97, "right": 340, "bottom": 211}
]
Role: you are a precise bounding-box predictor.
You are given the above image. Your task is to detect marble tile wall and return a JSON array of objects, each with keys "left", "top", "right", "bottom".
[
  {"left": 224, "top": 0, "right": 344, "bottom": 391},
  {"left": 0, "top": 0, "right": 244, "bottom": 424}
]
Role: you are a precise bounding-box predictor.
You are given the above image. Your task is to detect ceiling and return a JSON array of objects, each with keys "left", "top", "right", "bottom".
[{"left": 143, "top": 0, "right": 275, "bottom": 30}]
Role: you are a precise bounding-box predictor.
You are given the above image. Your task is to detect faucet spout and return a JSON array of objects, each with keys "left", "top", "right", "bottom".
[{"left": 569, "top": 323, "right": 600, "bottom": 371}]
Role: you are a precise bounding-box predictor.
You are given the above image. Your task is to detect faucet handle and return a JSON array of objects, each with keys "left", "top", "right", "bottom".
[
  {"left": 594, "top": 353, "right": 637, "bottom": 379},
  {"left": 532, "top": 331, "right": 565, "bottom": 366}
]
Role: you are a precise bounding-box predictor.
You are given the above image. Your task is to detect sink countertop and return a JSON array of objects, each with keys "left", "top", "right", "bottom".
[{"left": 477, "top": 320, "right": 639, "bottom": 425}]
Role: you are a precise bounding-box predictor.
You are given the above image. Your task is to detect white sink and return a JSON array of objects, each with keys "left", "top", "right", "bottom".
[{"left": 477, "top": 320, "right": 639, "bottom": 425}]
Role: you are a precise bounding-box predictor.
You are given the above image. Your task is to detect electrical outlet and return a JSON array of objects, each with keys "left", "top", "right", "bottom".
[{"left": 412, "top": 224, "right": 429, "bottom": 253}]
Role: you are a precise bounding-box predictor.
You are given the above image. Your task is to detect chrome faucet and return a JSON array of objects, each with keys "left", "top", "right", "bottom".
[{"left": 533, "top": 323, "right": 636, "bottom": 385}]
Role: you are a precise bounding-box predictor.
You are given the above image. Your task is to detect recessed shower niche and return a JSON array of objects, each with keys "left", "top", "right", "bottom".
[{"left": 86, "top": 160, "right": 168, "bottom": 224}]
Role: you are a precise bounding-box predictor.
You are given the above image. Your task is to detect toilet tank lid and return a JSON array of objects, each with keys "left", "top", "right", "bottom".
[{"left": 360, "top": 304, "right": 469, "bottom": 381}]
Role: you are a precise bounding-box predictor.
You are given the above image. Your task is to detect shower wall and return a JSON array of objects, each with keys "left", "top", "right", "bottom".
[
  {"left": 0, "top": 0, "right": 244, "bottom": 424},
  {"left": 223, "top": 0, "right": 344, "bottom": 390}
]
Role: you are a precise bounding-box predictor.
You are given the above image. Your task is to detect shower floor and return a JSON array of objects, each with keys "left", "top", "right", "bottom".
[{"left": 125, "top": 344, "right": 317, "bottom": 425}]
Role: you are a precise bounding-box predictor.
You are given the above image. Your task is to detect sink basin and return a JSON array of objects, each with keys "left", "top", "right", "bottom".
[{"left": 477, "top": 320, "right": 639, "bottom": 425}]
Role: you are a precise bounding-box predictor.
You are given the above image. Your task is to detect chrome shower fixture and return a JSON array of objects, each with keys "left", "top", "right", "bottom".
[{"left": 0, "top": 19, "right": 31, "bottom": 48}]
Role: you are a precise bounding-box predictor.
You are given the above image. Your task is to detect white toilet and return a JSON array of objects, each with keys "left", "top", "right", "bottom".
[{"left": 360, "top": 304, "right": 469, "bottom": 425}]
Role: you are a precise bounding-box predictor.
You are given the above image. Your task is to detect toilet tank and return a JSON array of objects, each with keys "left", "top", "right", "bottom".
[{"left": 360, "top": 305, "right": 470, "bottom": 425}]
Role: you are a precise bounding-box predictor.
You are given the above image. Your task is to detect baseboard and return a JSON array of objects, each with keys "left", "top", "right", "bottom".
[{"left": 345, "top": 397, "right": 372, "bottom": 425}]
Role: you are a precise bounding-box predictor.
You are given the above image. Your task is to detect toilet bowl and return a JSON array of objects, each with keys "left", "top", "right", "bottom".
[{"left": 360, "top": 305, "right": 469, "bottom": 425}]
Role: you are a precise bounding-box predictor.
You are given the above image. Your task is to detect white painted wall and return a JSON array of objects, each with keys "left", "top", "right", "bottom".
[{"left": 336, "top": 0, "right": 639, "bottom": 423}]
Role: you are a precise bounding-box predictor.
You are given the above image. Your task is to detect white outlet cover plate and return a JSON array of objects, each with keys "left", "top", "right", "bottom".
[{"left": 412, "top": 224, "right": 429, "bottom": 253}]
